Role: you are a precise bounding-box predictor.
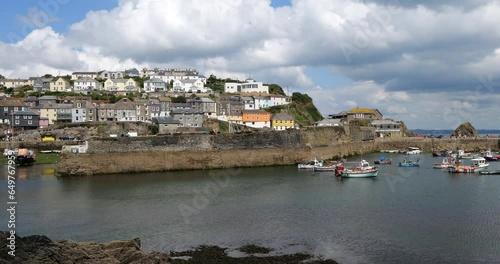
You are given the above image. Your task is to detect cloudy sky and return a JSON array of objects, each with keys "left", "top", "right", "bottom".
[{"left": 1, "top": 0, "right": 500, "bottom": 129}]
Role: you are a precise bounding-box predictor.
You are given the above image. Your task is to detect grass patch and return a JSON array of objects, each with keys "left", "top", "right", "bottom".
[{"left": 35, "top": 153, "right": 61, "bottom": 164}]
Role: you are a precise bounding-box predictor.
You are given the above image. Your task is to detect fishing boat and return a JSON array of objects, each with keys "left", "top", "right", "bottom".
[
  {"left": 374, "top": 157, "right": 392, "bottom": 165},
  {"left": 471, "top": 157, "right": 489, "bottom": 172},
  {"left": 313, "top": 163, "right": 338, "bottom": 172},
  {"left": 298, "top": 158, "right": 323, "bottom": 170},
  {"left": 398, "top": 158, "right": 420, "bottom": 167},
  {"left": 5, "top": 148, "right": 36, "bottom": 166},
  {"left": 336, "top": 160, "right": 378, "bottom": 178},
  {"left": 433, "top": 157, "right": 452, "bottom": 169},
  {"left": 403, "top": 147, "right": 422, "bottom": 155},
  {"left": 483, "top": 150, "right": 500, "bottom": 161},
  {"left": 447, "top": 165, "right": 477, "bottom": 173}
]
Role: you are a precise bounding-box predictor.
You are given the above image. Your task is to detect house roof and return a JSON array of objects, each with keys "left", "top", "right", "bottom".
[
  {"left": 75, "top": 77, "right": 98, "bottom": 82},
  {"left": 152, "top": 116, "right": 181, "bottom": 125},
  {"left": 73, "top": 72, "right": 97, "bottom": 75},
  {"left": 158, "top": 97, "right": 171, "bottom": 102},
  {"left": 173, "top": 103, "right": 191, "bottom": 108},
  {"left": 171, "top": 109, "right": 203, "bottom": 115},
  {"left": 0, "top": 100, "right": 23, "bottom": 107},
  {"left": 271, "top": 113, "right": 293, "bottom": 121},
  {"left": 39, "top": 96, "right": 58, "bottom": 100},
  {"left": 145, "top": 78, "right": 165, "bottom": 83},
  {"left": 347, "top": 108, "right": 375, "bottom": 114},
  {"left": 371, "top": 119, "right": 400, "bottom": 125},
  {"left": 13, "top": 111, "right": 39, "bottom": 116},
  {"left": 242, "top": 109, "right": 269, "bottom": 114}
]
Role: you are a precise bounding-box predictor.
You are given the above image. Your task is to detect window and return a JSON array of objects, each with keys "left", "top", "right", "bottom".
[
  {"left": 15, "top": 120, "right": 19, "bottom": 124},
  {"left": 15, "top": 116, "right": 19, "bottom": 119},
  {"left": 76, "top": 110, "right": 79, "bottom": 114},
  {"left": 28, "top": 121, "right": 32, "bottom": 125},
  {"left": 23, "top": 116, "right": 27, "bottom": 119}
]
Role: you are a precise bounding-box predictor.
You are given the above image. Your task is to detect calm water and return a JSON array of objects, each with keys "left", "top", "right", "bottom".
[{"left": 2, "top": 154, "right": 500, "bottom": 263}]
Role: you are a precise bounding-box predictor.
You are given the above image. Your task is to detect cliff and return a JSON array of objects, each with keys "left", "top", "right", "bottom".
[
  {"left": 0, "top": 231, "right": 169, "bottom": 264},
  {"left": 266, "top": 92, "right": 323, "bottom": 126},
  {"left": 452, "top": 122, "right": 478, "bottom": 138}
]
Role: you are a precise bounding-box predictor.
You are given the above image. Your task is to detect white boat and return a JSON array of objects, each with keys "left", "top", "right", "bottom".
[
  {"left": 433, "top": 157, "right": 453, "bottom": 169},
  {"left": 403, "top": 147, "right": 422, "bottom": 155},
  {"left": 298, "top": 158, "right": 323, "bottom": 170},
  {"left": 338, "top": 160, "right": 378, "bottom": 178},
  {"left": 471, "top": 157, "right": 489, "bottom": 172}
]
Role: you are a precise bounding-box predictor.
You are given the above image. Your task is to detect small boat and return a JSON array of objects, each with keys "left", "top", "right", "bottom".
[
  {"left": 479, "top": 170, "right": 500, "bottom": 175},
  {"left": 432, "top": 149, "right": 450, "bottom": 157},
  {"left": 433, "top": 157, "right": 452, "bottom": 169},
  {"left": 471, "top": 157, "right": 489, "bottom": 172},
  {"left": 14, "top": 148, "right": 36, "bottom": 166},
  {"left": 483, "top": 150, "right": 500, "bottom": 161},
  {"left": 403, "top": 147, "right": 422, "bottom": 155},
  {"left": 374, "top": 157, "right": 392, "bottom": 165},
  {"left": 447, "top": 165, "right": 477, "bottom": 173},
  {"left": 313, "top": 163, "right": 338, "bottom": 172},
  {"left": 336, "top": 160, "right": 378, "bottom": 178},
  {"left": 398, "top": 159, "right": 420, "bottom": 167},
  {"left": 298, "top": 158, "right": 323, "bottom": 170}
]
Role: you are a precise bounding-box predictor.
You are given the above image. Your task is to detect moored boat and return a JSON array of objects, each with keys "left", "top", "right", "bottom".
[
  {"left": 433, "top": 157, "right": 452, "bottom": 169},
  {"left": 483, "top": 150, "right": 500, "bottom": 161},
  {"left": 336, "top": 160, "right": 378, "bottom": 178},
  {"left": 398, "top": 159, "right": 420, "bottom": 167},
  {"left": 447, "top": 165, "right": 477, "bottom": 173},
  {"left": 374, "top": 157, "right": 391, "bottom": 165},
  {"left": 403, "top": 147, "right": 422, "bottom": 155},
  {"left": 298, "top": 158, "right": 323, "bottom": 170},
  {"left": 7, "top": 148, "right": 36, "bottom": 166},
  {"left": 471, "top": 157, "right": 489, "bottom": 172}
]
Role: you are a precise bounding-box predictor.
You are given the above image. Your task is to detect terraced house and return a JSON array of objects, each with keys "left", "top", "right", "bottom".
[
  {"left": 50, "top": 78, "right": 71, "bottom": 92},
  {"left": 271, "top": 113, "right": 295, "bottom": 131}
]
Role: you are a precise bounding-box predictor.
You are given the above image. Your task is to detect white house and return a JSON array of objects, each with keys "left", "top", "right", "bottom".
[
  {"left": 253, "top": 96, "right": 271, "bottom": 109},
  {"left": 74, "top": 77, "right": 103, "bottom": 94},
  {"left": 71, "top": 72, "right": 98, "bottom": 80},
  {"left": 98, "top": 70, "right": 124, "bottom": 79},
  {"left": 103, "top": 78, "right": 138, "bottom": 92},
  {"left": 241, "top": 96, "right": 256, "bottom": 110},
  {"left": 269, "top": 94, "right": 291, "bottom": 106},
  {"left": 172, "top": 79, "right": 206, "bottom": 93},
  {"left": 143, "top": 78, "right": 167, "bottom": 92},
  {"left": 224, "top": 79, "right": 269, "bottom": 94},
  {"left": 0, "top": 79, "right": 29, "bottom": 88}
]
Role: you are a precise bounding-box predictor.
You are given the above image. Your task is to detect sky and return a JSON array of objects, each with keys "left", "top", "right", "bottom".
[{"left": 1, "top": 0, "right": 500, "bottom": 129}]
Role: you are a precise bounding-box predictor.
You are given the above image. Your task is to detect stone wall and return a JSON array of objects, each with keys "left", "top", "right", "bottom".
[{"left": 55, "top": 127, "right": 500, "bottom": 176}]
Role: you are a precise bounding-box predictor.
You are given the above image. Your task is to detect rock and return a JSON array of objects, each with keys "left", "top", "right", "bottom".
[
  {"left": 0, "top": 232, "right": 169, "bottom": 264},
  {"left": 452, "top": 122, "right": 478, "bottom": 138}
]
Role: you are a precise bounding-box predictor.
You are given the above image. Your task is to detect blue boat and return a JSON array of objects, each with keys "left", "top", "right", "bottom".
[{"left": 398, "top": 159, "right": 420, "bottom": 167}]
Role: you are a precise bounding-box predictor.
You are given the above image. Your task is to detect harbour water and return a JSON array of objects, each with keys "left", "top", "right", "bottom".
[{"left": 2, "top": 153, "right": 500, "bottom": 263}]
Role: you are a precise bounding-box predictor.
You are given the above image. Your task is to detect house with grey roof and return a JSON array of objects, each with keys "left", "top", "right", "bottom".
[
  {"left": 0, "top": 100, "right": 25, "bottom": 124},
  {"left": 371, "top": 119, "right": 402, "bottom": 138},
  {"left": 74, "top": 77, "right": 103, "bottom": 94},
  {"left": 171, "top": 109, "right": 204, "bottom": 128},
  {"left": 12, "top": 111, "right": 39, "bottom": 130},
  {"left": 152, "top": 116, "right": 181, "bottom": 134},
  {"left": 187, "top": 97, "right": 217, "bottom": 118},
  {"left": 144, "top": 78, "right": 167, "bottom": 92}
]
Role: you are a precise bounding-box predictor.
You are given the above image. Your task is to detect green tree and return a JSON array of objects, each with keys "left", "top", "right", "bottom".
[
  {"left": 171, "top": 96, "right": 186, "bottom": 103},
  {"left": 0, "top": 74, "right": 5, "bottom": 79},
  {"left": 43, "top": 74, "right": 53, "bottom": 78},
  {"left": 148, "top": 124, "right": 159, "bottom": 135}
]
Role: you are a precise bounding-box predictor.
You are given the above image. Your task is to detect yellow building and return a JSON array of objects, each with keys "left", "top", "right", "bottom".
[
  {"left": 103, "top": 78, "right": 138, "bottom": 92},
  {"left": 49, "top": 77, "right": 71, "bottom": 92},
  {"left": 271, "top": 113, "right": 295, "bottom": 131},
  {"left": 39, "top": 103, "right": 58, "bottom": 124}
]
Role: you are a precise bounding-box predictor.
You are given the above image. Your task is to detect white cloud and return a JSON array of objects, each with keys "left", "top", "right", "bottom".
[{"left": 2, "top": 0, "right": 500, "bottom": 128}]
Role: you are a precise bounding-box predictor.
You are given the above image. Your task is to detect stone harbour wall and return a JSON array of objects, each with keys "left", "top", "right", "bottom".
[{"left": 55, "top": 127, "right": 500, "bottom": 176}]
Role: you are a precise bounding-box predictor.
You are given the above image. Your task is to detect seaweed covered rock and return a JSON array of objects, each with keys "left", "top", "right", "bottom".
[
  {"left": 0, "top": 231, "right": 169, "bottom": 264},
  {"left": 452, "top": 122, "right": 478, "bottom": 138}
]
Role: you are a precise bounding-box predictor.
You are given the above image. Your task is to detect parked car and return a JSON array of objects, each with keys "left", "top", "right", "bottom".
[{"left": 59, "top": 135, "right": 75, "bottom": 140}]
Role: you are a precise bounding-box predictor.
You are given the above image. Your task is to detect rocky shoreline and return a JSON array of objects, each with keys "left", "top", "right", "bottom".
[{"left": 0, "top": 232, "right": 338, "bottom": 264}]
